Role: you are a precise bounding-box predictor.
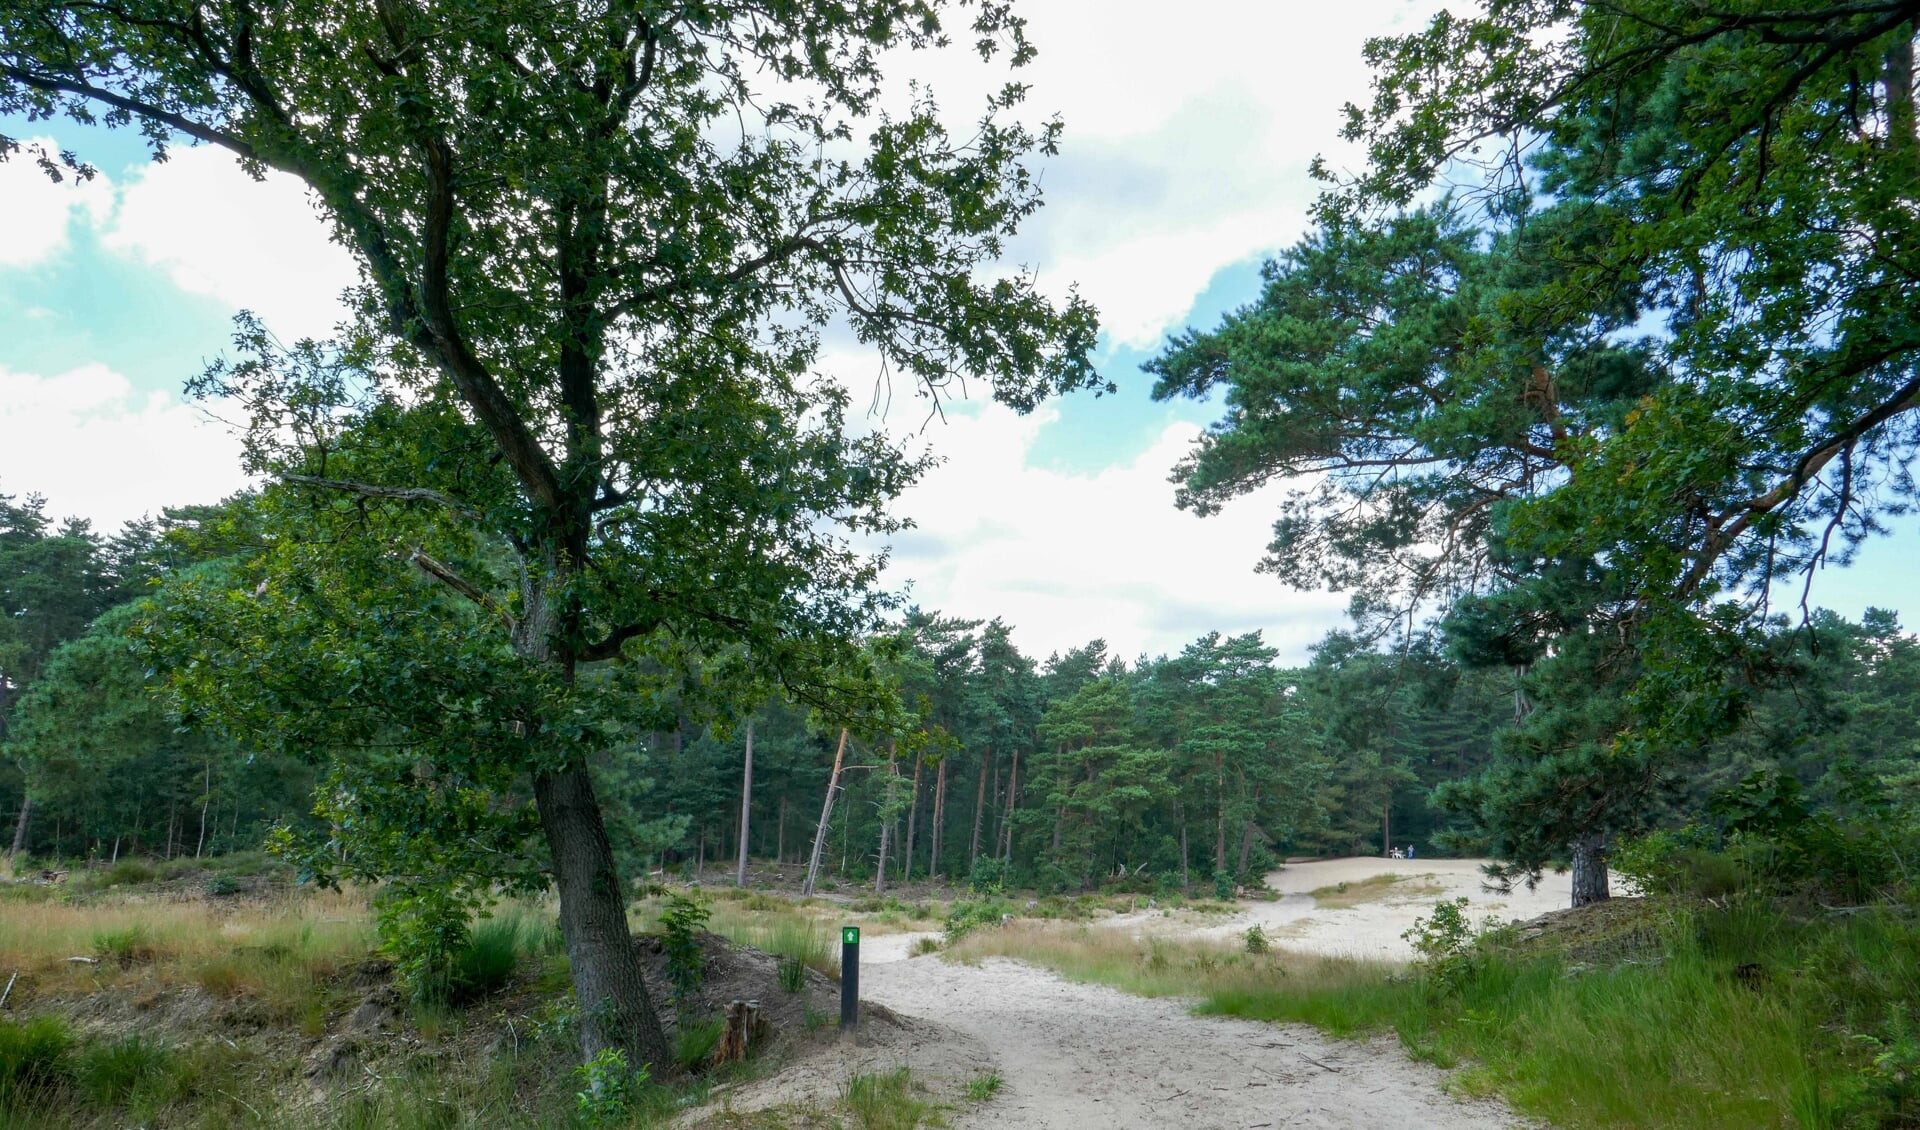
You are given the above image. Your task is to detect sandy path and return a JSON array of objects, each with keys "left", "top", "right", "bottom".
[{"left": 860, "top": 947, "right": 1520, "bottom": 1129}]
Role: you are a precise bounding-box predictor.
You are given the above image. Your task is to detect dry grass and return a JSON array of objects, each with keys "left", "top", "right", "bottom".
[
  {"left": 0, "top": 887, "right": 372, "bottom": 977},
  {"left": 941, "top": 919, "right": 1385, "bottom": 1000},
  {"left": 1306, "top": 872, "right": 1446, "bottom": 909}
]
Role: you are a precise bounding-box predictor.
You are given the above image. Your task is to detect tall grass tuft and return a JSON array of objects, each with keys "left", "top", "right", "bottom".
[
  {"left": 452, "top": 910, "right": 541, "bottom": 1002},
  {"left": 842, "top": 1066, "right": 931, "bottom": 1130}
]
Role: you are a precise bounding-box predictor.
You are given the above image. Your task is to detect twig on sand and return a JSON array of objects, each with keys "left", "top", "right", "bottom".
[
  {"left": 1297, "top": 1052, "right": 1342, "bottom": 1073},
  {"left": 0, "top": 970, "right": 16, "bottom": 1009}
]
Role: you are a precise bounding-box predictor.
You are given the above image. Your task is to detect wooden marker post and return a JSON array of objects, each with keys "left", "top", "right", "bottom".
[{"left": 840, "top": 925, "right": 860, "bottom": 1030}]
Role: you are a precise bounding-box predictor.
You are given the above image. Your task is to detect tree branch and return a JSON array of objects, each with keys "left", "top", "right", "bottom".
[
  {"left": 409, "top": 548, "right": 514, "bottom": 632},
  {"left": 282, "top": 474, "right": 484, "bottom": 521}
]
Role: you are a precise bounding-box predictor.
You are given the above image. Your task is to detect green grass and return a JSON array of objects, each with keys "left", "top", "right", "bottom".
[
  {"left": 955, "top": 899, "right": 1920, "bottom": 1128},
  {"left": 842, "top": 1066, "right": 935, "bottom": 1130},
  {"left": 964, "top": 1070, "right": 1001, "bottom": 1102}
]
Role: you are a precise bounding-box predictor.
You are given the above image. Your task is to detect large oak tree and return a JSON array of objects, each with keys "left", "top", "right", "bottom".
[{"left": 1, "top": 0, "right": 1098, "bottom": 1070}]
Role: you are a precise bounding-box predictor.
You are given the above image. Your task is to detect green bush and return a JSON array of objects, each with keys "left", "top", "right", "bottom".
[
  {"left": 967, "top": 857, "right": 1007, "bottom": 895},
  {"left": 103, "top": 859, "right": 156, "bottom": 887},
  {"left": 1243, "top": 925, "right": 1269, "bottom": 954},
  {"left": 1401, "top": 896, "right": 1479, "bottom": 995},
  {"left": 1212, "top": 871, "right": 1235, "bottom": 901},
  {"left": 660, "top": 894, "right": 711, "bottom": 1014},
  {"left": 943, "top": 897, "right": 1011, "bottom": 943}
]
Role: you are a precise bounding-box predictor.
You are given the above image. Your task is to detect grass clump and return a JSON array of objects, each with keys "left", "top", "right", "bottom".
[
  {"left": 91, "top": 925, "right": 157, "bottom": 966},
  {"left": 964, "top": 1070, "right": 1001, "bottom": 1102},
  {"left": 842, "top": 1066, "right": 933, "bottom": 1130},
  {"left": 1306, "top": 872, "right": 1445, "bottom": 909},
  {"left": 451, "top": 910, "right": 541, "bottom": 1002},
  {"left": 673, "top": 1016, "right": 726, "bottom": 1071}
]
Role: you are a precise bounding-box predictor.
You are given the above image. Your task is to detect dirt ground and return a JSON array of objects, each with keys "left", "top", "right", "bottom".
[
  {"left": 859, "top": 951, "right": 1522, "bottom": 1129},
  {"left": 698, "top": 857, "right": 1550, "bottom": 1127}
]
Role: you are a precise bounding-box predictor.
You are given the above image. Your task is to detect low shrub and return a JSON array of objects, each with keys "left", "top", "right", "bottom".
[{"left": 943, "top": 897, "right": 1012, "bottom": 943}]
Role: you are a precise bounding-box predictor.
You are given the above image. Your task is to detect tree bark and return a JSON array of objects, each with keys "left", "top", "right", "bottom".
[
  {"left": 535, "top": 764, "right": 674, "bottom": 1071},
  {"left": 1213, "top": 754, "right": 1226, "bottom": 876},
  {"left": 1383, "top": 800, "right": 1391, "bottom": 859},
  {"left": 802, "top": 729, "right": 847, "bottom": 896},
  {"left": 196, "top": 754, "right": 213, "bottom": 859},
  {"left": 930, "top": 758, "right": 946, "bottom": 879},
  {"left": 1179, "top": 815, "right": 1190, "bottom": 891},
  {"left": 875, "top": 743, "right": 898, "bottom": 894},
  {"left": 8, "top": 795, "right": 29, "bottom": 865},
  {"left": 1001, "top": 748, "right": 1020, "bottom": 862},
  {"left": 1570, "top": 836, "right": 1611, "bottom": 907},
  {"left": 903, "top": 752, "right": 923, "bottom": 885},
  {"left": 969, "top": 748, "right": 991, "bottom": 870},
  {"left": 735, "top": 718, "right": 754, "bottom": 887}
]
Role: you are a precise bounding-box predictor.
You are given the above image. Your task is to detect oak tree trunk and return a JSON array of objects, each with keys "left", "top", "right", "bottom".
[
  {"left": 535, "top": 763, "right": 673, "bottom": 1071},
  {"left": 1570, "top": 836, "right": 1611, "bottom": 907}
]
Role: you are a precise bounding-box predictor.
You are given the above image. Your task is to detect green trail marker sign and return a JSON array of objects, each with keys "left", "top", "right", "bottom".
[{"left": 840, "top": 925, "right": 860, "bottom": 1030}]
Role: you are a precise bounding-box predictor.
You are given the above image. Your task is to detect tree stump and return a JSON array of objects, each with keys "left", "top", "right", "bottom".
[{"left": 713, "top": 999, "right": 769, "bottom": 1065}]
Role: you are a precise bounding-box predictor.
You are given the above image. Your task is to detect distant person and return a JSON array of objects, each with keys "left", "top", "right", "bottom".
[{"left": 1407, "top": 844, "right": 1415, "bottom": 859}]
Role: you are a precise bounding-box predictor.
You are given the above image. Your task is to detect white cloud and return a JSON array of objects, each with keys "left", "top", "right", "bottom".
[
  {"left": 877, "top": 404, "right": 1348, "bottom": 664},
  {"left": 0, "top": 364, "right": 248, "bottom": 529},
  {"left": 0, "top": 138, "right": 114, "bottom": 268},
  {"left": 885, "top": 0, "right": 1446, "bottom": 347},
  {"left": 102, "top": 145, "right": 356, "bottom": 342}
]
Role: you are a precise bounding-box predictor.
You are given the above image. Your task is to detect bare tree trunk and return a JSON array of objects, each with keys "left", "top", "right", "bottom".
[
  {"left": 903, "top": 753, "right": 923, "bottom": 884},
  {"left": 969, "top": 748, "right": 991, "bottom": 870},
  {"left": 8, "top": 795, "right": 30, "bottom": 866},
  {"left": 1179, "top": 814, "right": 1190, "bottom": 891},
  {"left": 1570, "top": 835, "right": 1611, "bottom": 907},
  {"left": 1237, "top": 788, "right": 1261, "bottom": 878},
  {"left": 535, "top": 763, "right": 674, "bottom": 1072},
  {"left": 1000, "top": 748, "right": 1020, "bottom": 862},
  {"left": 802, "top": 730, "right": 848, "bottom": 896},
  {"left": 735, "top": 718, "right": 754, "bottom": 887},
  {"left": 930, "top": 758, "right": 947, "bottom": 879},
  {"left": 1213, "top": 754, "right": 1226, "bottom": 876},
  {"left": 195, "top": 754, "right": 213, "bottom": 859},
  {"left": 777, "top": 794, "right": 787, "bottom": 865},
  {"left": 875, "top": 743, "right": 898, "bottom": 894}
]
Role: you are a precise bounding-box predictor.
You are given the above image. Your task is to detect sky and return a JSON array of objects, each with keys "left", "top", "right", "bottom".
[{"left": 2, "top": 0, "right": 1915, "bottom": 666}]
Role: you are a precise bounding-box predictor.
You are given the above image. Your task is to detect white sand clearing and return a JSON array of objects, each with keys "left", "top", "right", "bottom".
[
  {"left": 695, "top": 860, "right": 1554, "bottom": 1126},
  {"left": 1098, "top": 857, "right": 1582, "bottom": 962}
]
